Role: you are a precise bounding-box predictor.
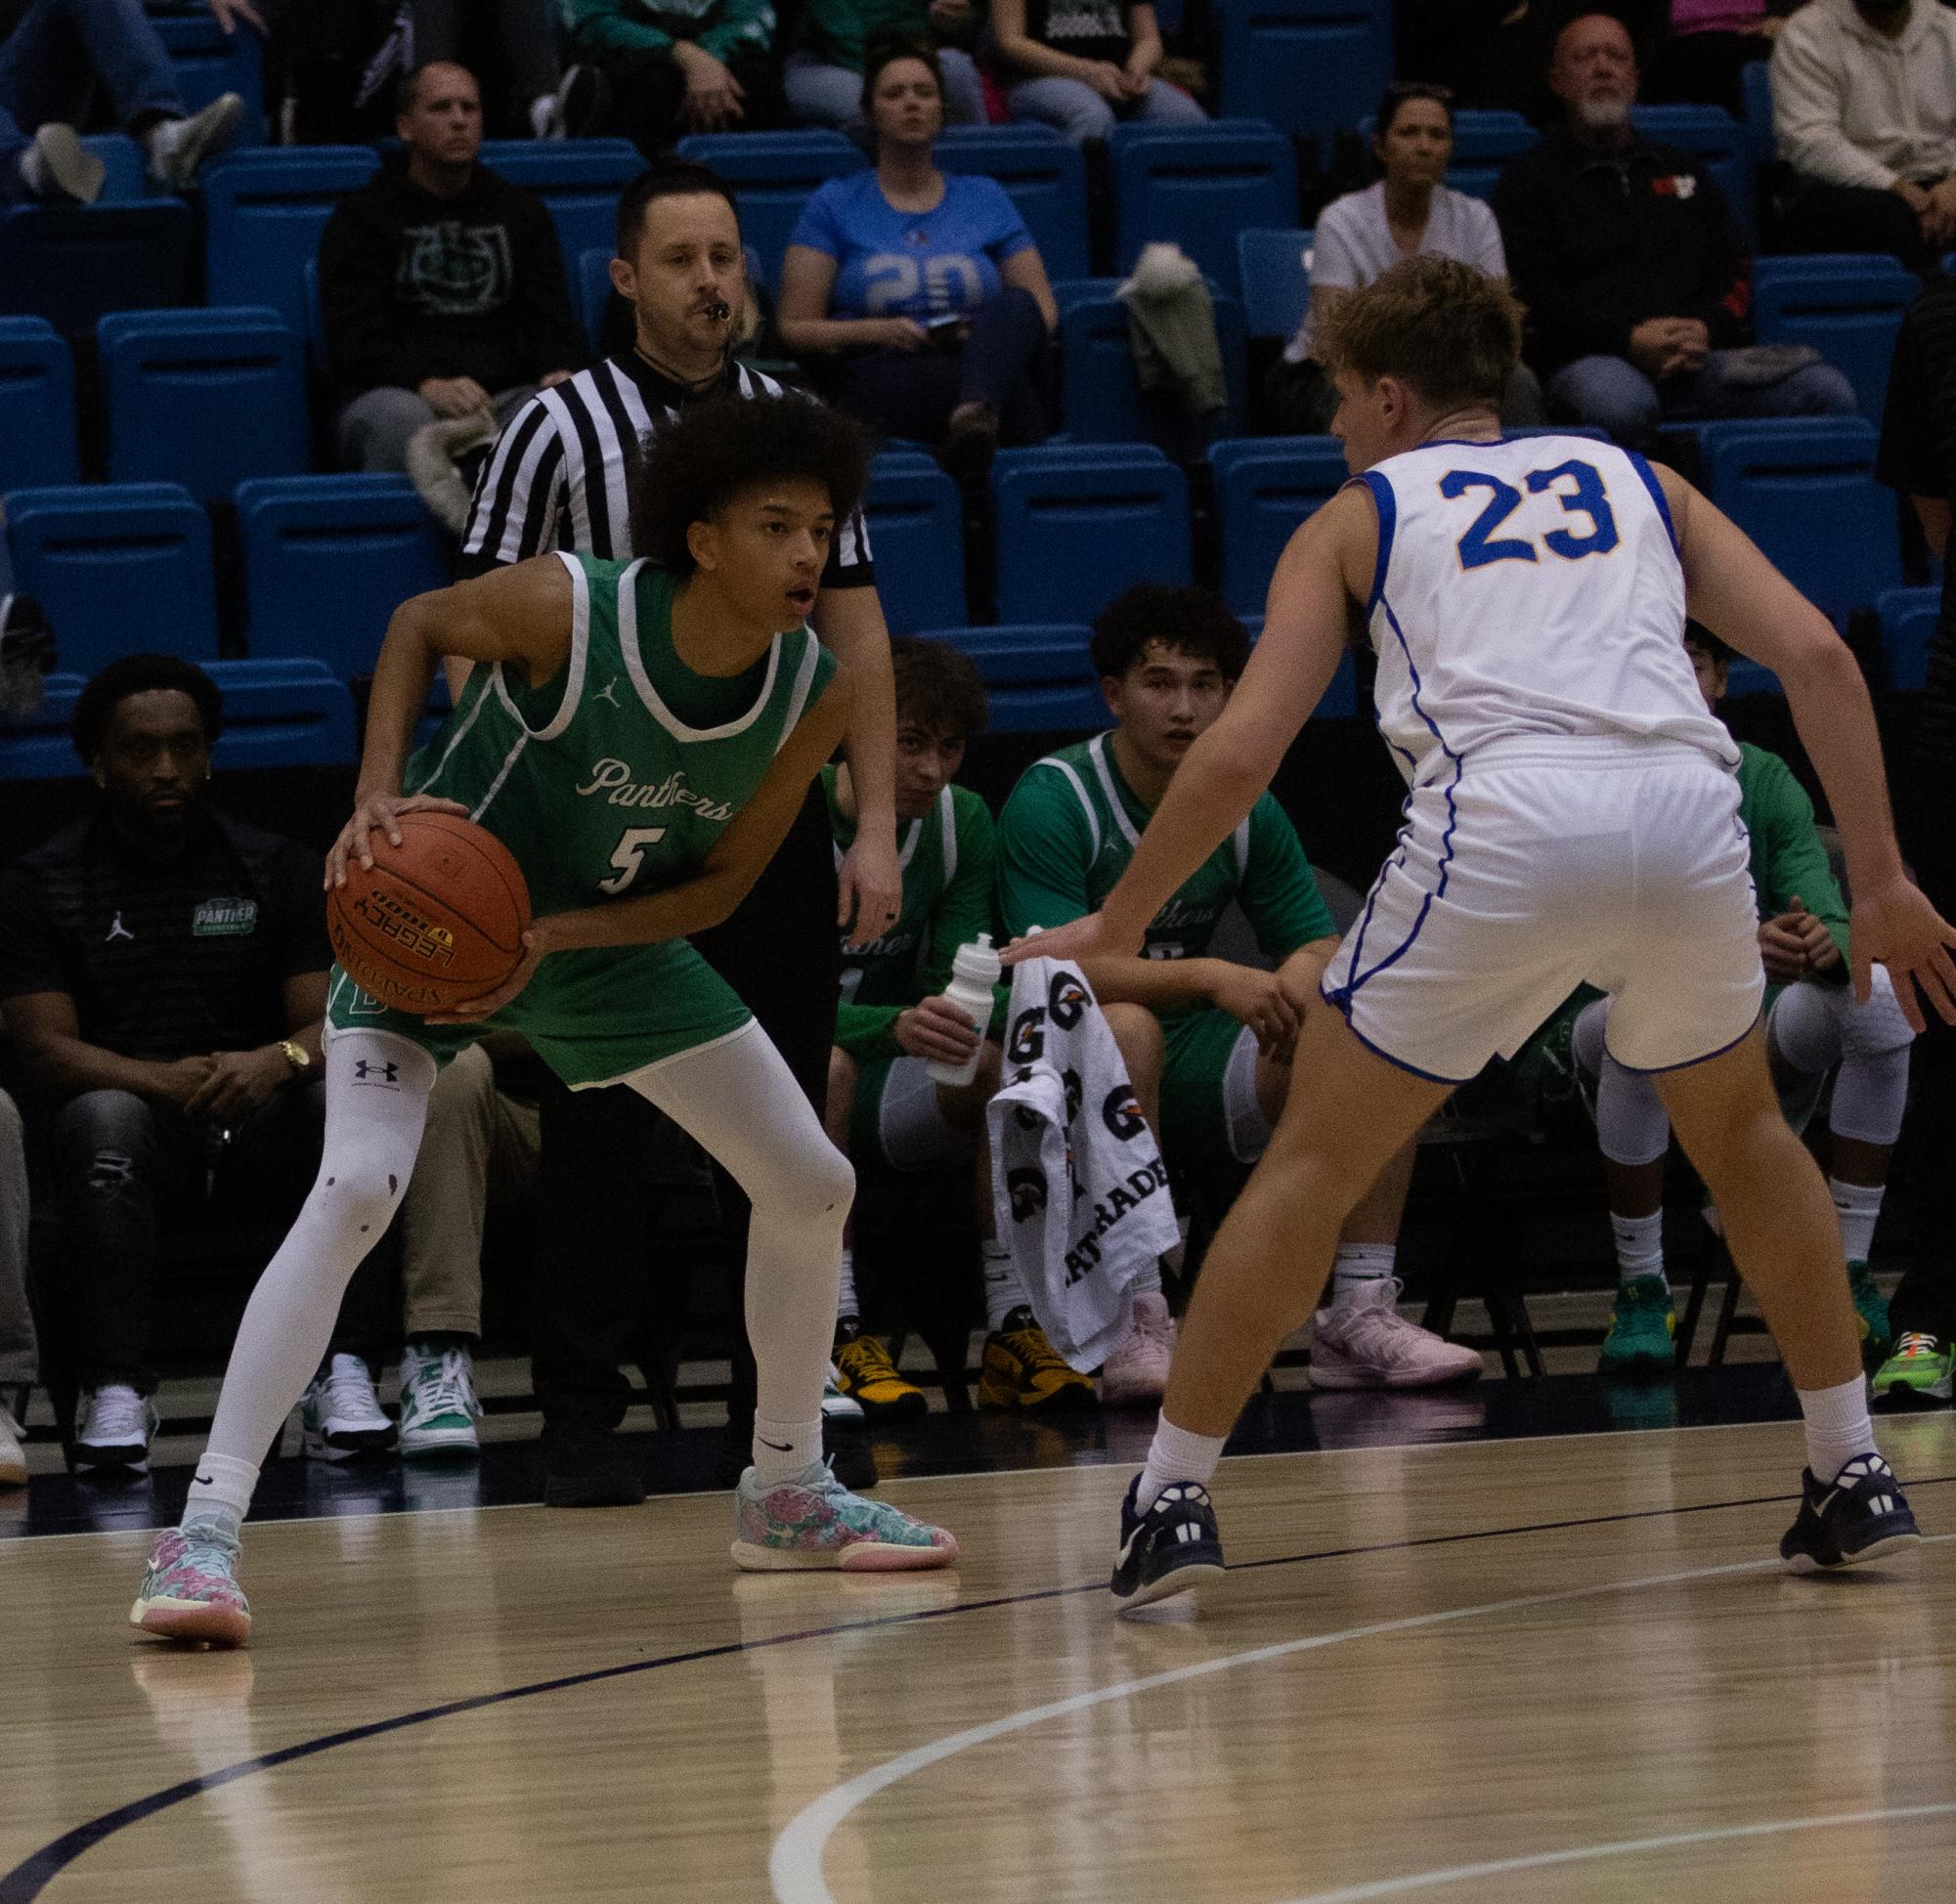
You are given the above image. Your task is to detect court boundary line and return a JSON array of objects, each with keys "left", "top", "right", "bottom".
[
  {"left": 768, "top": 1533, "right": 1956, "bottom": 1904},
  {"left": 5, "top": 1479, "right": 1950, "bottom": 1901}
]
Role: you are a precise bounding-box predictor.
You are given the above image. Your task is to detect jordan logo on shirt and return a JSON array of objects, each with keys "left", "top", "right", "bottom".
[
  {"left": 105, "top": 912, "right": 134, "bottom": 943},
  {"left": 595, "top": 677, "right": 621, "bottom": 707}
]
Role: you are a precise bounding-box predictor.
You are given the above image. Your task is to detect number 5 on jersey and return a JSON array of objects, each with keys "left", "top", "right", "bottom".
[
  {"left": 598, "top": 825, "right": 668, "bottom": 894},
  {"left": 1441, "top": 458, "right": 1621, "bottom": 572}
]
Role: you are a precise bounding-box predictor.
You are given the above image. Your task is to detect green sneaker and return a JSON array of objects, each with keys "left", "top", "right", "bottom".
[
  {"left": 1872, "top": 1332, "right": 1953, "bottom": 1409},
  {"left": 397, "top": 1340, "right": 481, "bottom": 1458},
  {"left": 1847, "top": 1262, "right": 1892, "bottom": 1363},
  {"left": 1599, "top": 1274, "right": 1676, "bottom": 1380}
]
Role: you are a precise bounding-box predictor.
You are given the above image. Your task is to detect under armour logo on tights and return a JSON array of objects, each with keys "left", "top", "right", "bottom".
[{"left": 353, "top": 1060, "right": 400, "bottom": 1083}]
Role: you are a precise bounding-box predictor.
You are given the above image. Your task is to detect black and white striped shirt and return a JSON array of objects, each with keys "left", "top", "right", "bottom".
[{"left": 456, "top": 354, "right": 875, "bottom": 585}]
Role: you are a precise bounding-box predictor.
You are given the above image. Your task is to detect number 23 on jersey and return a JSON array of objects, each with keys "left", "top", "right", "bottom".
[{"left": 1440, "top": 458, "right": 1621, "bottom": 572}]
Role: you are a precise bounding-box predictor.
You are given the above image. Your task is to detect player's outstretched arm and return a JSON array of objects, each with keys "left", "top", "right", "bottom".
[
  {"left": 1664, "top": 466, "right": 1956, "bottom": 1027},
  {"left": 1003, "top": 487, "right": 1369, "bottom": 970}
]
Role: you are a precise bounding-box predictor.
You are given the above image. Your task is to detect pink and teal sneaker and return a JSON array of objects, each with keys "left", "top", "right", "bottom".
[
  {"left": 130, "top": 1526, "right": 251, "bottom": 1646},
  {"left": 732, "top": 1461, "right": 958, "bottom": 1572}
]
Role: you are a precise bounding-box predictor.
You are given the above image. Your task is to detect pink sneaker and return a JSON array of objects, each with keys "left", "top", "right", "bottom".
[
  {"left": 1310, "top": 1283, "right": 1483, "bottom": 1390},
  {"left": 130, "top": 1526, "right": 251, "bottom": 1646},
  {"left": 1101, "top": 1292, "right": 1177, "bottom": 1407}
]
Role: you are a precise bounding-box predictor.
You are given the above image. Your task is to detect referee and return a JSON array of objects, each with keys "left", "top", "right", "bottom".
[{"left": 457, "top": 159, "right": 903, "bottom": 1505}]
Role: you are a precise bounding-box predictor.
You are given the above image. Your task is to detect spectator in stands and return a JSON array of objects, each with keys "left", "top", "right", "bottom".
[
  {"left": 1643, "top": 0, "right": 1784, "bottom": 115},
  {"left": 408, "top": 0, "right": 601, "bottom": 139},
  {"left": 1494, "top": 13, "right": 1857, "bottom": 443},
  {"left": 568, "top": 0, "right": 785, "bottom": 153},
  {"left": 1770, "top": 0, "right": 1956, "bottom": 276},
  {"left": 0, "top": 1085, "right": 30, "bottom": 1487},
  {"left": 0, "top": 656, "right": 395, "bottom": 1475},
  {"left": 787, "top": 0, "right": 985, "bottom": 128},
  {"left": 1872, "top": 276, "right": 1956, "bottom": 1408},
  {"left": 989, "top": 0, "right": 1207, "bottom": 144},
  {"left": 779, "top": 41, "right": 1059, "bottom": 472},
  {"left": 0, "top": 0, "right": 249, "bottom": 201},
  {"left": 1267, "top": 82, "right": 1547, "bottom": 434},
  {"left": 994, "top": 585, "right": 1480, "bottom": 1397},
  {"left": 1570, "top": 627, "right": 1915, "bottom": 1378},
  {"left": 319, "top": 63, "right": 586, "bottom": 479}
]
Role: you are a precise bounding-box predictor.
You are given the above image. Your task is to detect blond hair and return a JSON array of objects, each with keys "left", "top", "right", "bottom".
[{"left": 1317, "top": 255, "right": 1522, "bottom": 413}]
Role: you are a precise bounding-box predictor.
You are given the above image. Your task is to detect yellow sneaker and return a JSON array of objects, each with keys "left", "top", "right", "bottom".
[
  {"left": 833, "top": 1331, "right": 929, "bottom": 1420},
  {"left": 977, "top": 1308, "right": 1096, "bottom": 1411}
]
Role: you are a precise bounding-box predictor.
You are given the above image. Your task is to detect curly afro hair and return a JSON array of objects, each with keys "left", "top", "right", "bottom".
[
  {"left": 632, "top": 394, "right": 870, "bottom": 576},
  {"left": 1090, "top": 584, "right": 1249, "bottom": 682},
  {"left": 72, "top": 653, "right": 223, "bottom": 763}
]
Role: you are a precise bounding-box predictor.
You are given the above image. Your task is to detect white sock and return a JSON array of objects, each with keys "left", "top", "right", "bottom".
[
  {"left": 1330, "top": 1243, "right": 1396, "bottom": 1310},
  {"left": 1610, "top": 1210, "right": 1666, "bottom": 1288},
  {"left": 1132, "top": 1259, "right": 1163, "bottom": 1300},
  {"left": 836, "top": 1247, "right": 859, "bottom": 1327},
  {"left": 529, "top": 93, "right": 554, "bottom": 137},
  {"left": 1830, "top": 1179, "right": 1884, "bottom": 1266},
  {"left": 182, "top": 1451, "right": 258, "bottom": 1537},
  {"left": 1799, "top": 1374, "right": 1878, "bottom": 1484},
  {"left": 1137, "top": 1415, "right": 1228, "bottom": 1510},
  {"left": 753, "top": 1416, "right": 825, "bottom": 1482},
  {"left": 982, "top": 1240, "right": 1029, "bottom": 1332}
]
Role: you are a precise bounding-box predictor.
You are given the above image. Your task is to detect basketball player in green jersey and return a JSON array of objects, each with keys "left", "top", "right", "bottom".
[{"left": 131, "top": 397, "right": 958, "bottom": 1647}]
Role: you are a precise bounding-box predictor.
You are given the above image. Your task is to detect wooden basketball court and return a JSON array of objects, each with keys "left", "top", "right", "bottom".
[{"left": 5, "top": 1409, "right": 1953, "bottom": 1902}]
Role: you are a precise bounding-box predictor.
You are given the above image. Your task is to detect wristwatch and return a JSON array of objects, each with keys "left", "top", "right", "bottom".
[{"left": 279, "top": 1038, "right": 313, "bottom": 1078}]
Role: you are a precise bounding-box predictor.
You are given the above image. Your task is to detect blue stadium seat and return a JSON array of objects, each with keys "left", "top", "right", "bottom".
[
  {"left": 3, "top": 483, "right": 217, "bottom": 675},
  {"left": 80, "top": 133, "right": 146, "bottom": 202},
  {"left": 0, "top": 318, "right": 79, "bottom": 490},
  {"left": 1700, "top": 418, "right": 1902, "bottom": 620},
  {"left": 0, "top": 201, "right": 194, "bottom": 333},
  {"left": 203, "top": 147, "right": 383, "bottom": 335},
  {"left": 1108, "top": 121, "right": 1297, "bottom": 293},
  {"left": 863, "top": 452, "right": 967, "bottom": 633},
  {"left": 1629, "top": 103, "right": 1755, "bottom": 244},
  {"left": 1741, "top": 59, "right": 1774, "bottom": 165},
  {"left": 1354, "top": 108, "right": 1541, "bottom": 201},
  {"left": 1753, "top": 254, "right": 1917, "bottom": 422},
  {"left": 992, "top": 448, "right": 1191, "bottom": 624},
  {"left": 479, "top": 139, "right": 644, "bottom": 264},
  {"left": 98, "top": 308, "right": 307, "bottom": 502},
  {"left": 921, "top": 625, "right": 1107, "bottom": 733},
  {"left": 675, "top": 131, "right": 866, "bottom": 293},
  {"left": 1877, "top": 586, "right": 1938, "bottom": 692},
  {"left": 1210, "top": 436, "right": 1348, "bottom": 615},
  {"left": 237, "top": 475, "right": 451, "bottom": 678},
  {"left": 1240, "top": 614, "right": 1359, "bottom": 716},
  {"left": 1502, "top": 424, "right": 1612, "bottom": 442},
  {"left": 152, "top": 13, "right": 269, "bottom": 146},
  {"left": 1237, "top": 228, "right": 1312, "bottom": 343},
  {"left": 1211, "top": 0, "right": 1392, "bottom": 157},
  {"left": 1058, "top": 287, "right": 1246, "bottom": 442},
  {"left": 1051, "top": 277, "right": 1121, "bottom": 314},
  {"left": 936, "top": 126, "right": 1091, "bottom": 281},
  {"left": 578, "top": 246, "right": 614, "bottom": 353}
]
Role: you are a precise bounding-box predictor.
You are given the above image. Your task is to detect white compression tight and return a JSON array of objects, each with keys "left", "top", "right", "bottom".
[{"left": 193, "top": 1020, "right": 850, "bottom": 1523}]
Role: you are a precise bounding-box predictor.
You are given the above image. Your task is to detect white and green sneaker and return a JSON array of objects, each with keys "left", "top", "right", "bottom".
[
  {"left": 820, "top": 1363, "right": 863, "bottom": 1422},
  {"left": 1872, "top": 1332, "right": 1954, "bottom": 1409},
  {"left": 397, "top": 1340, "right": 482, "bottom": 1457}
]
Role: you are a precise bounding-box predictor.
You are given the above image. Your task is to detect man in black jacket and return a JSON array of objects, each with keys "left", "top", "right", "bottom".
[
  {"left": 320, "top": 61, "right": 587, "bottom": 474},
  {"left": 1492, "top": 12, "right": 1856, "bottom": 443}
]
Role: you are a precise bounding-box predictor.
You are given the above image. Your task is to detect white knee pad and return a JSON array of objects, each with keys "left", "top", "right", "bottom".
[{"left": 1771, "top": 971, "right": 1914, "bottom": 1147}]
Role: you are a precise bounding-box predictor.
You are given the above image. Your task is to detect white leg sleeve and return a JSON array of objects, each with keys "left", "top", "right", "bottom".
[
  {"left": 1773, "top": 972, "right": 1914, "bottom": 1147},
  {"left": 203, "top": 1031, "right": 436, "bottom": 1468},
  {"left": 618, "top": 1021, "right": 853, "bottom": 1434},
  {"left": 1576, "top": 997, "right": 1672, "bottom": 1167}
]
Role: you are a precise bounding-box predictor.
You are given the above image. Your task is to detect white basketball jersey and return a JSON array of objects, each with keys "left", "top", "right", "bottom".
[{"left": 1358, "top": 435, "right": 1739, "bottom": 787}]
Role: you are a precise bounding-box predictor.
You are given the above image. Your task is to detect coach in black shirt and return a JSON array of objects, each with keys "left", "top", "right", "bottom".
[{"left": 0, "top": 657, "right": 387, "bottom": 1471}]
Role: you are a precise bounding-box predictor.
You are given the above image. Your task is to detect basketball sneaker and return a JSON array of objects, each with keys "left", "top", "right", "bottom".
[
  {"left": 0, "top": 1399, "right": 24, "bottom": 1487},
  {"left": 731, "top": 1460, "right": 958, "bottom": 1571},
  {"left": 1100, "top": 1292, "right": 1177, "bottom": 1407},
  {"left": 1109, "top": 1473, "right": 1226, "bottom": 1612},
  {"left": 1309, "top": 1282, "right": 1483, "bottom": 1390},
  {"left": 833, "top": 1330, "right": 928, "bottom": 1420},
  {"left": 397, "top": 1340, "right": 482, "bottom": 1457},
  {"left": 1847, "top": 1262, "right": 1892, "bottom": 1362},
  {"left": 72, "top": 1384, "right": 159, "bottom": 1473},
  {"left": 1598, "top": 1275, "right": 1677, "bottom": 1380},
  {"left": 1872, "top": 1333, "right": 1954, "bottom": 1408},
  {"left": 1780, "top": 1453, "right": 1921, "bottom": 1573},
  {"left": 821, "top": 1364, "right": 864, "bottom": 1421},
  {"left": 977, "top": 1307, "right": 1096, "bottom": 1410},
  {"left": 130, "top": 1525, "right": 251, "bottom": 1646},
  {"left": 299, "top": 1355, "right": 397, "bottom": 1462}
]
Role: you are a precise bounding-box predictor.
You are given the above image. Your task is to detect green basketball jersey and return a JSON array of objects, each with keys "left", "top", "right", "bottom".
[
  {"left": 408, "top": 553, "right": 835, "bottom": 916},
  {"left": 994, "top": 730, "right": 1336, "bottom": 977}
]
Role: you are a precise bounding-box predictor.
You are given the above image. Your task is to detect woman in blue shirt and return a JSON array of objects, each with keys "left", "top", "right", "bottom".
[{"left": 778, "top": 39, "right": 1059, "bottom": 471}]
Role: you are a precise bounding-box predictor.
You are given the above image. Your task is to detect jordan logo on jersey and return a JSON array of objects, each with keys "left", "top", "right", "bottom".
[
  {"left": 104, "top": 912, "right": 134, "bottom": 943},
  {"left": 575, "top": 758, "right": 735, "bottom": 821},
  {"left": 595, "top": 677, "right": 621, "bottom": 707}
]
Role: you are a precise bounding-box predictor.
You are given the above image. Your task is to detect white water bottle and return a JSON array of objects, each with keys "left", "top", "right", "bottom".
[{"left": 927, "top": 933, "right": 1001, "bottom": 1088}]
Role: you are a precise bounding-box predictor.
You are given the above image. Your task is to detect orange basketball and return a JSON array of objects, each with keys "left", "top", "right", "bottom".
[{"left": 327, "top": 810, "right": 531, "bottom": 1017}]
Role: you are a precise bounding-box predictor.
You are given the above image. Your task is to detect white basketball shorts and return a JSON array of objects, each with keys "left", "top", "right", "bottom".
[{"left": 1322, "top": 735, "right": 1764, "bottom": 1084}]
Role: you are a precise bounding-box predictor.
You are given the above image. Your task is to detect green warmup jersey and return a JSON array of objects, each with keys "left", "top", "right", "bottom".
[
  {"left": 326, "top": 552, "right": 836, "bottom": 1086},
  {"left": 824, "top": 765, "right": 1000, "bottom": 1063}
]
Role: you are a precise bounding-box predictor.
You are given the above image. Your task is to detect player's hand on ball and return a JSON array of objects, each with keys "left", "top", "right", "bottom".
[
  {"left": 425, "top": 928, "right": 545, "bottom": 1024},
  {"left": 894, "top": 995, "right": 981, "bottom": 1064},
  {"left": 1850, "top": 880, "right": 1956, "bottom": 1032},
  {"left": 326, "top": 792, "right": 470, "bottom": 887},
  {"left": 1212, "top": 966, "right": 1301, "bottom": 1060}
]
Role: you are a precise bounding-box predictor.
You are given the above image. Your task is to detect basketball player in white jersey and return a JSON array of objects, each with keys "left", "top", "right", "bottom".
[{"left": 1012, "top": 255, "right": 1956, "bottom": 1610}]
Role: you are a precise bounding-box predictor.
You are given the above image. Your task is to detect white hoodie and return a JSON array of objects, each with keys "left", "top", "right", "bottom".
[{"left": 1771, "top": 0, "right": 1956, "bottom": 190}]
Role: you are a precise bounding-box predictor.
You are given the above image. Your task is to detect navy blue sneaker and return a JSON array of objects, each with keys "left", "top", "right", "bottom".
[
  {"left": 1780, "top": 1453, "right": 1922, "bottom": 1574},
  {"left": 1110, "top": 1474, "right": 1225, "bottom": 1611}
]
